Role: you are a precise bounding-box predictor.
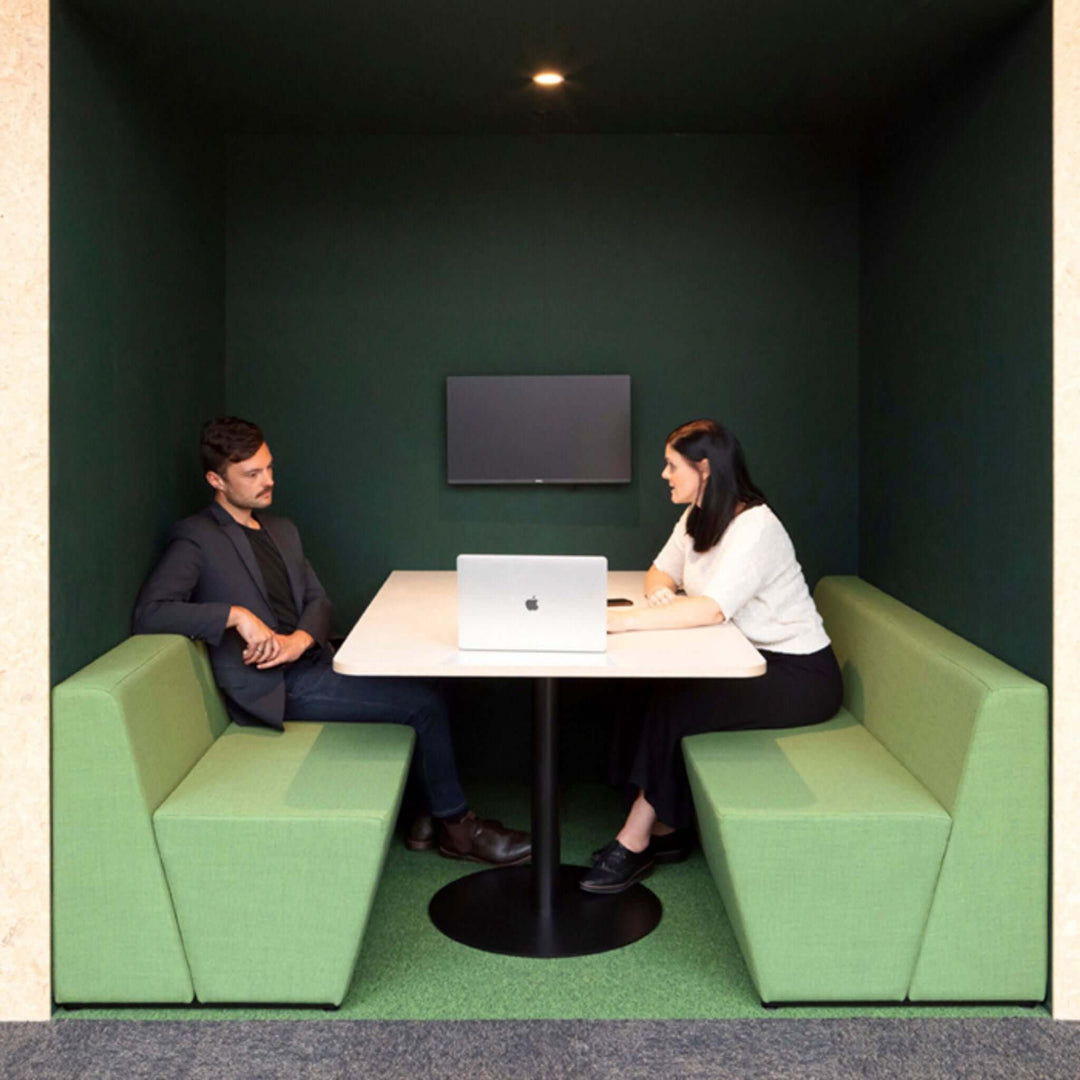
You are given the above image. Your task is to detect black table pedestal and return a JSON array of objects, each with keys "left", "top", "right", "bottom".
[
  {"left": 429, "top": 677, "right": 663, "bottom": 958},
  {"left": 428, "top": 864, "right": 661, "bottom": 958}
]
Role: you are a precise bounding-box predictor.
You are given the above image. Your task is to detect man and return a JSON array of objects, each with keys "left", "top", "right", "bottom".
[{"left": 133, "top": 416, "right": 530, "bottom": 867}]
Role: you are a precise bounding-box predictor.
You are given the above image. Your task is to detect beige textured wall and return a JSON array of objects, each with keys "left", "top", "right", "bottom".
[
  {"left": 0, "top": 0, "right": 51, "bottom": 1022},
  {"left": 0, "top": 0, "right": 1073, "bottom": 1022},
  {"left": 1054, "top": 0, "right": 1080, "bottom": 1022}
]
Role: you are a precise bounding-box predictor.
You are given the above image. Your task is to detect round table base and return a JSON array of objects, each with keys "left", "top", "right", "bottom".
[{"left": 429, "top": 864, "right": 663, "bottom": 958}]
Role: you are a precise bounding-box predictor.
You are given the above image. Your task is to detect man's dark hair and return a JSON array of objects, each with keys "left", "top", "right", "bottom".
[
  {"left": 200, "top": 417, "right": 265, "bottom": 475},
  {"left": 667, "top": 418, "right": 767, "bottom": 553}
]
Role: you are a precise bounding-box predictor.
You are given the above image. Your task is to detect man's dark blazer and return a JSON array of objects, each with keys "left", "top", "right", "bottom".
[{"left": 132, "top": 502, "right": 332, "bottom": 730}]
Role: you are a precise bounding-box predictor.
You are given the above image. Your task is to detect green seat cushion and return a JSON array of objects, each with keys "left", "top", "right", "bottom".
[
  {"left": 684, "top": 712, "right": 951, "bottom": 1003},
  {"left": 153, "top": 721, "right": 414, "bottom": 1005}
]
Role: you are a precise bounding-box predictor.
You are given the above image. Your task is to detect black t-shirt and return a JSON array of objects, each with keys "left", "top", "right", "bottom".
[{"left": 244, "top": 521, "right": 299, "bottom": 635}]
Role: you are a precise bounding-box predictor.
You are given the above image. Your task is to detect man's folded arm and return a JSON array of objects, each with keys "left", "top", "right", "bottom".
[
  {"left": 132, "top": 535, "right": 231, "bottom": 644},
  {"left": 295, "top": 557, "right": 332, "bottom": 647}
]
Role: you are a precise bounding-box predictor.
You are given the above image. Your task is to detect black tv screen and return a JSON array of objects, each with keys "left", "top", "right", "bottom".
[{"left": 446, "top": 375, "right": 632, "bottom": 484}]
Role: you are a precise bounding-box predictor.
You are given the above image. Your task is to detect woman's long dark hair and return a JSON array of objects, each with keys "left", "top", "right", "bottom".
[{"left": 667, "top": 419, "right": 767, "bottom": 553}]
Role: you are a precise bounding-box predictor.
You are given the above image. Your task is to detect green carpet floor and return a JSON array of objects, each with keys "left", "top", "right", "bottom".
[{"left": 56, "top": 783, "right": 1047, "bottom": 1021}]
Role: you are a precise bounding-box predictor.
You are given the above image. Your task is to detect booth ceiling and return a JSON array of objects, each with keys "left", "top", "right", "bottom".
[{"left": 68, "top": 0, "right": 1040, "bottom": 132}]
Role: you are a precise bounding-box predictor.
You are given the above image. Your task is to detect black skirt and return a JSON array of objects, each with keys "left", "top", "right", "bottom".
[{"left": 628, "top": 644, "right": 843, "bottom": 830}]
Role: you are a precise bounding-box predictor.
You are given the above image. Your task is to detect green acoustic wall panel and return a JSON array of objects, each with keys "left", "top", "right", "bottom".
[
  {"left": 225, "top": 133, "right": 860, "bottom": 634},
  {"left": 858, "top": 6, "right": 1051, "bottom": 686},
  {"left": 50, "top": 6, "right": 225, "bottom": 683}
]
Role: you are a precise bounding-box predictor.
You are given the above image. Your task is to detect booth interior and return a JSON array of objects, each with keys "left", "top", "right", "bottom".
[{"left": 50, "top": 0, "right": 1052, "bottom": 1018}]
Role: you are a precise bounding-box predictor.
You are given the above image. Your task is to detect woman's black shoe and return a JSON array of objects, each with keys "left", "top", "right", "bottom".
[
  {"left": 589, "top": 828, "right": 694, "bottom": 867},
  {"left": 647, "top": 828, "right": 695, "bottom": 864},
  {"left": 580, "top": 840, "right": 654, "bottom": 894}
]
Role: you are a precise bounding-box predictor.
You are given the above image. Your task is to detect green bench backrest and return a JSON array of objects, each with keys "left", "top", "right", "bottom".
[
  {"left": 814, "top": 576, "right": 1045, "bottom": 815},
  {"left": 813, "top": 576, "right": 1048, "bottom": 999},
  {"left": 52, "top": 634, "right": 229, "bottom": 1002}
]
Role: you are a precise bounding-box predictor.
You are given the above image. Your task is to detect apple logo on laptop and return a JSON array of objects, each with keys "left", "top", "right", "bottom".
[{"left": 525, "top": 596, "right": 539, "bottom": 612}]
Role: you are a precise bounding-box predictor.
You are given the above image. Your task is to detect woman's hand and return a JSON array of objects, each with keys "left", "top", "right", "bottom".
[
  {"left": 609, "top": 595, "right": 724, "bottom": 633},
  {"left": 643, "top": 564, "right": 677, "bottom": 606},
  {"left": 646, "top": 586, "right": 677, "bottom": 607},
  {"left": 607, "top": 607, "right": 638, "bottom": 634}
]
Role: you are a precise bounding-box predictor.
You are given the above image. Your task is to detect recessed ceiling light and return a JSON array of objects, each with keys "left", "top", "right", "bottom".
[{"left": 533, "top": 72, "right": 564, "bottom": 87}]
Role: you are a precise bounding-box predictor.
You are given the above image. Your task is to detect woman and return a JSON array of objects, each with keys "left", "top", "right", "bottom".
[{"left": 580, "top": 418, "right": 842, "bottom": 894}]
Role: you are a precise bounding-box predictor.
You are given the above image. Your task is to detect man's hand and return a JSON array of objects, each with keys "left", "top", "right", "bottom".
[
  {"left": 229, "top": 606, "right": 281, "bottom": 666},
  {"left": 256, "top": 630, "right": 315, "bottom": 669}
]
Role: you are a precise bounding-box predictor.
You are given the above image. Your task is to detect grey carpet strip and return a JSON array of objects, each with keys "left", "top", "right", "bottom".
[{"left": 3, "top": 1018, "right": 1080, "bottom": 1079}]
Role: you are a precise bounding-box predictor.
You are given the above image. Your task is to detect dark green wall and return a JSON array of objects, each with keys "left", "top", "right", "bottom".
[
  {"left": 226, "top": 134, "right": 860, "bottom": 633},
  {"left": 50, "top": 5, "right": 225, "bottom": 682},
  {"left": 859, "top": 5, "right": 1051, "bottom": 684},
  {"left": 49, "top": 2, "right": 1052, "bottom": 716}
]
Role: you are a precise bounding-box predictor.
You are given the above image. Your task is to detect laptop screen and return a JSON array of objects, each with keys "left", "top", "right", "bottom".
[{"left": 457, "top": 554, "right": 608, "bottom": 653}]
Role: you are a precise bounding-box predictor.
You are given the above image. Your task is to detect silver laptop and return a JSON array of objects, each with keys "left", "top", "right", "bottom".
[{"left": 457, "top": 554, "right": 608, "bottom": 653}]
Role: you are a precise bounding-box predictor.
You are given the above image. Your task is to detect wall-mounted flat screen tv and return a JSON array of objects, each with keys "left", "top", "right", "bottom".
[{"left": 446, "top": 374, "right": 631, "bottom": 484}]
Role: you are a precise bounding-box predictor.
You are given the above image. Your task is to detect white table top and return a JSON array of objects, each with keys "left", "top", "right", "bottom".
[{"left": 334, "top": 570, "right": 766, "bottom": 680}]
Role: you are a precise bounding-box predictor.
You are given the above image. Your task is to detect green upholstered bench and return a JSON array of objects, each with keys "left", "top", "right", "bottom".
[
  {"left": 52, "top": 634, "right": 414, "bottom": 1006},
  {"left": 683, "top": 575, "right": 1048, "bottom": 1004}
]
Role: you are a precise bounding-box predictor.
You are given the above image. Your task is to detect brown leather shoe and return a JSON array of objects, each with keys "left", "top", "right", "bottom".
[
  {"left": 438, "top": 811, "right": 531, "bottom": 867},
  {"left": 405, "top": 813, "right": 436, "bottom": 852}
]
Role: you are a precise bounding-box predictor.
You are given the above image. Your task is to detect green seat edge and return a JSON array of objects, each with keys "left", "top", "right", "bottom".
[
  {"left": 153, "top": 723, "right": 415, "bottom": 1006},
  {"left": 816, "top": 576, "right": 1049, "bottom": 1002},
  {"left": 52, "top": 667, "right": 195, "bottom": 1003}
]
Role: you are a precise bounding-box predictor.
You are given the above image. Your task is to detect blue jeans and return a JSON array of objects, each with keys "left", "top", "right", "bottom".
[{"left": 283, "top": 652, "right": 467, "bottom": 819}]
